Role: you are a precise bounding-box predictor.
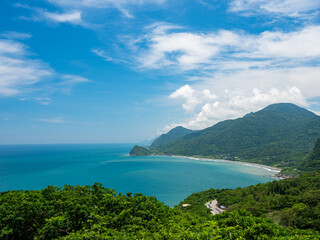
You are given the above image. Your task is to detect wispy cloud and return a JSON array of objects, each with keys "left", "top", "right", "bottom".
[
  {"left": 229, "top": 0, "right": 320, "bottom": 18},
  {"left": 55, "top": 75, "right": 90, "bottom": 94},
  {"left": 60, "top": 74, "right": 90, "bottom": 85},
  {"left": 37, "top": 117, "right": 66, "bottom": 123},
  {"left": 47, "top": 0, "right": 166, "bottom": 16},
  {"left": 15, "top": 4, "right": 84, "bottom": 26},
  {"left": 48, "top": 0, "right": 165, "bottom": 7},
  {"left": 92, "top": 49, "right": 131, "bottom": 64},
  {"left": 92, "top": 49, "right": 114, "bottom": 62},
  {"left": 34, "top": 97, "right": 51, "bottom": 105},
  {"left": 42, "top": 10, "right": 82, "bottom": 24},
  {"left": 0, "top": 35, "right": 89, "bottom": 98},
  {"left": 133, "top": 23, "right": 320, "bottom": 71},
  {"left": 0, "top": 31, "right": 32, "bottom": 40},
  {"left": 0, "top": 38, "right": 53, "bottom": 96}
]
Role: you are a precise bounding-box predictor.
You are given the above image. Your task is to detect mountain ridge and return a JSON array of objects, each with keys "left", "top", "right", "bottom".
[
  {"left": 136, "top": 103, "right": 320, "bottom": 169},
  {"left": 150, "top": 126, "right": 196, "bottom": 148}
]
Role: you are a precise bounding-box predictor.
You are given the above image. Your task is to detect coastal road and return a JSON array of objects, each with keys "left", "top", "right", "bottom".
[{"left": 205, "top": 199, "right": 225, "bottom": 215}]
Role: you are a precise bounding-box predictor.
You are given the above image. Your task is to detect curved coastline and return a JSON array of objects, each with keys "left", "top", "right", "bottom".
[{"left": 162, "top": 154, "right": 281, "bottom": 176}]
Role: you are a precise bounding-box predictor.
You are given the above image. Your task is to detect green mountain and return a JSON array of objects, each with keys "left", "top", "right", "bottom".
[
  {"left": 150, "top": 126, "right": 195, "bottom": 148},
  {"left": 153, "top": 103, "right": 320, "bottom": 167},
  {"left": 129, "top": 145, "right": 152, "bottom": 156}
]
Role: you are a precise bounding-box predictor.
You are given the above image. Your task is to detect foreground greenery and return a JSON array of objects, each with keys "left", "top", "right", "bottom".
[
  {"left": 179, "top": 140, "right": 320, "bottom": 232},
  {"left": 1, "top": 181, "right": 320, "bottom": 240},
  {"left": 180, "top": 173, "right": 320, "bottom": 231}
]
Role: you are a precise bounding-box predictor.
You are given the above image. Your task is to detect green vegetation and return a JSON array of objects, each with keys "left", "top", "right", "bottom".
[
  {"left": 129, "top": 145, "right": 152, "bottom": 156},
  {"left": 150, "top": 126, "right": 196, "bottom": 148},
  {"left": 1, "top": 182, "right": 319, "bottom": 239},
  {"left": 149, "top": 103, "right": 320, "bottom": 169},
  {"left": 299, "top": 138, "right": 320, "bottom": 172},
  {"left": 181, "top": 173, "right": 320, "bottom": 230}
]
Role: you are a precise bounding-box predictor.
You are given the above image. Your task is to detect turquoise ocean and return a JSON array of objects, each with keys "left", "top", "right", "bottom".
[{"left": 0, "top": 144, "right": 276, "bottom": 207}]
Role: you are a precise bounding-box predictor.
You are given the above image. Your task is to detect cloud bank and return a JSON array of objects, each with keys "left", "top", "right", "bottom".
[{"left": 130, "top": 23, "right": 320, "bottom": 131}]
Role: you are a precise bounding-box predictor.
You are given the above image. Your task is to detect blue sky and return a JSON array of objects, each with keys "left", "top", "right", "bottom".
[{"left": 1, "top": 0, "right": 320, "bottom": 144}]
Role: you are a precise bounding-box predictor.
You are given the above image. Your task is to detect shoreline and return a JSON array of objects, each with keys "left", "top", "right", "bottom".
[{"left": 159, "top": 154, "right": 282, "bottom": 176}]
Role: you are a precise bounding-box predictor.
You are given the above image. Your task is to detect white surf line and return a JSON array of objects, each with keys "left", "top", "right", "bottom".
[{"left": 170, "top": 155, "right": 281, "bottom": 173}]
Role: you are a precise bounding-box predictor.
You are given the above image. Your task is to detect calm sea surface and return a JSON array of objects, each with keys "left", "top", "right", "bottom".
[{"left": 0, "top": 144, "right": 276, "bottom": 206}]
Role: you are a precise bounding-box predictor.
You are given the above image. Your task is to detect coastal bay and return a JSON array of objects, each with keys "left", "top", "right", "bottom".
[{"left": 0, "top": 144, "right": 277, "bottom": 207}]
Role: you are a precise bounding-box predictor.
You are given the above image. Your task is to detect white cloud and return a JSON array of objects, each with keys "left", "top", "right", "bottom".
[
  {"left": 166, "top": 85, "right": 308, "bottom": 130},
  {"left": 0, "top": 37, "right": 89, "bottom": 97},
  {"left": 34, "top": 97, "right": 51, "bottom": 105},
  {"left": 127, "top": 23, "right": 320, "bottom": 133},
  {"left": 0, "top": 31, "right": 32, "bottom": 40},
  {"left": 136, "top": 25, "right": 242, "bottom": 69},
  {"left": 47, "top": 0, "right": 165, "bottom": 18},
  {"left": 53, "top": 75, "right": 90, "bottom": 94},
  {"left": 169, "top": 84, "right": 217, "bottom": 112},
  {"left": 43, "top": 10, "right": 82, "bottom": 24},
  {"left": 37, "top": 117, "right": 66, "bottom": 123},
  {"left": 92, "top": 49, "right": 114, "bottom": 62},
  {"left": 60, "top": 74, "right": 90, "bottom": 85},
  {"left": 229, "top": 0, "right": 320, "bottom": 17},
  {"left": 135, "top": 24, "right": 320, "bottom": 70},
  {"left": 15, "top": 4, "right": 84, "bottom": 26},
  {"left": 47, "top": 0, "right": 165, "bottom": 8},
  {"left": 0, "top": 39, "right": 25, "bottom": 55},
  {"left": 0, "top": 42, "right": 52, "bottom": 96},
  {"left": 241, "top": 26, "right": 320, "bottom": 59}
]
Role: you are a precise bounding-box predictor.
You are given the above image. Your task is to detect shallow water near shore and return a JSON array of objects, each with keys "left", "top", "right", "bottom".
[{"left": 0, "top": 144, "right": 277, "bottom": 207}]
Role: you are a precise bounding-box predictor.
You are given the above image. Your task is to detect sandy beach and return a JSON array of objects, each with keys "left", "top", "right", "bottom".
[{"left": 168, "top": 155, "right": 282, "bottom": 175}]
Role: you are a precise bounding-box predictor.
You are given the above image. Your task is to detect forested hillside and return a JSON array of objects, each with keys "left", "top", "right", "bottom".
[
  {"left": 151, "top": 103, "right": 320, "bottom": 168},
  {"left": 150, "top": 126, "right": 195, "bottom": 148},
  {"left": 299, "top": 138, "right": 320, "bottom": 172},
  {"left": 179, "top": 173, "right": 320, "bottom": 230}
]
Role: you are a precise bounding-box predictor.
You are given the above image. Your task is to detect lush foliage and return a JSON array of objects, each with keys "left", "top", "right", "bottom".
[
  {"left": 1, "top": 183, "right": 319, "bottom": 239},
  {"left": 179, "top": 173, "right": 320, "bottom": 231},
  {"left": 129, "top": 145, "right": 152, "bottom": 156},
  {"left": 299, "top": 138, "right": 320, "bottom": 172},
  {"left": 151, "top": 103, "right": 320, "bottom": 168}
]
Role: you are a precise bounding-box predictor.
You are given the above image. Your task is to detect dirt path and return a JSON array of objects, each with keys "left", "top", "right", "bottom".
[{"left": 205, "top": 199, "right": 225, "bottom": 215}]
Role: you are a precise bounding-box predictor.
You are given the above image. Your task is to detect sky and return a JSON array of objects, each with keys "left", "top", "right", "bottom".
[{"left": 1, "top": 0, "right": 320, "bottom": 144}]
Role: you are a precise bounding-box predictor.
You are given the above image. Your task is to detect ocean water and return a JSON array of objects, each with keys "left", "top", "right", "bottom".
[{"left": 0, "top": 144, "right": 276, "bottom": 207}]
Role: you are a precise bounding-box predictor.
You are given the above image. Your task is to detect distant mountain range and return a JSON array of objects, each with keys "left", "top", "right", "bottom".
[{"left": 130, "top": 103, "right": 320, "bottom": 168}]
